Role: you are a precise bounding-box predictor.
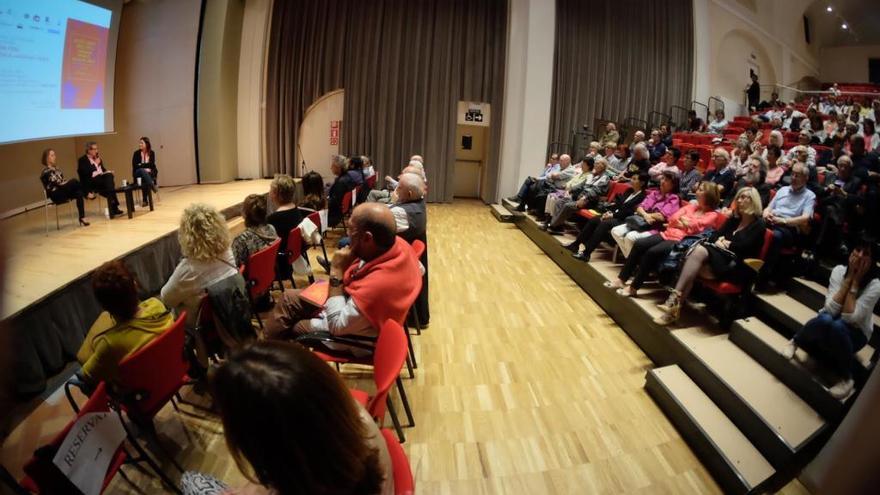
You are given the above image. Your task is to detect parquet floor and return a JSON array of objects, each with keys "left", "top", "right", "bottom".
[{"left": 1, "top": 200, "right": 812, "bottom": 494}]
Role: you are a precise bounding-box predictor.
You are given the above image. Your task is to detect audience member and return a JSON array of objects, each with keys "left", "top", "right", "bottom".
[
  {"left": 758, "top": 91, "right": 781, "bottom": 111},
  {"left": 679, "top": 150, "right": 703, "bottom": 199},
  {"left": 703, "top": 148, "right": 736, "bottom": 199},
  {"left": 180, "top": 341, "right": 393, "bottom": 495},
  {"left": 267, "top": 175, "right": 307, "bottom": 280},
  {"left": 654, "top": 187, "right": 765, "bottom": 324},
  {"left": 646, "top": 130, "right": 667, "bottom": 163},
  {"left": 599, "top": 122, "right": 620, "bottom": 147},
  {"left": 161, "top": 203, "right": 238, "bottom": 325},
  {"left": 746, "top": 71, "right": 760, "bottom": 111},
  {"left": 781, "top": 104, "right": 806, "bottom": 131},
  {"left": 77, "top": 141, "right": 123, "bottom": 217},
  {"left": 765, "top": 145, "right": 785, "bottom": 186},
  {"left": 544, "top": 158, "right": 610, "bottom": 233},
  {"left": 861, "top": 118, "right": 879, "bottom": 152},
  {"left": 232, "top": 194, "right": 279, "bottom": 268},
  {"left": 269, "top": 203, "right": 420, "bottom": 343},
  {"left": 77, "top": 260, "right": 173, "bottom": 387},
  {"left": 707, "top": 109, "right": 729, "bottom": 134},
  {"left": 40, "top": 148, "right": 89, "bottom": 226},
  {"left": 508, "top": 153, "right": 560, "bottom": 204},
  {"left": 361, "top": 155, "right": 376, "bottom": 179},
  {"left": 299, "top": 170, "right": 327, "bottom": 211},
  {"left": 813, "top": 156, "right": 864, "bottom": 258},
  {"left": 327, "top": 154, "right": 357, "bottom": 227},
  {"left": 567, "top": 172, "right": 648, "bottom": 262},
  {"left": 606, "top": 182, "right": 722, "bottom": 297},
  {"left": 543, "top": 157, "right": 594, "bottom": 222},
  {"left": 755, "top": 162, "right": 816, "bottom": 291},
  {"left": 648, "top": 147, "right": 682, "bottom": 182},
  {"left": 782, "top": 240, "right": 880, "bottom": 399},
  {"left": 619, "top": 143, "right": 650, "bottom": 179},
  {"left": 390, "top": 173, "right": 430, "bottom": 325},
  {"left": 516, "top": 154, "right": 577, "bottom": 213},
  {"left": 610, "top": 172, "right": 681, "bottom": 257},
  {"left": 659, "top": 123, "right": 673, "bottom": 147},
  {"left": 687, "top": 110, "right": 706, "bottom": 133}
]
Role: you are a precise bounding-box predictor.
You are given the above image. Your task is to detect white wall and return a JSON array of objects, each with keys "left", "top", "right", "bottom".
[
  {"left": 693, "top": 0, "right": 820, "bottom": 116},
  {"left": 298, "top": 90, "right": 344, "bottom": 183},
  {"left": 819, "top": 45, "right": 880, "bottom": 84},
  {"left": 237, "top": 0, "right": 272, "bottom": 179},
  {"left": 495, "top": 0, "right": 555, "bottom": 202}
]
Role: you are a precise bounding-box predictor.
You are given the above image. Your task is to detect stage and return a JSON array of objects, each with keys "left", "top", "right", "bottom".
[{"left": 1, "top": 179, "right": 273, "bottom": 396}]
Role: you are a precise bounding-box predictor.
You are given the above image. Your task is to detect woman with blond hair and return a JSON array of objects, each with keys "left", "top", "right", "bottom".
[
  {"left": 654, "top": 187, "right": 765, "bottom": 325},
  {"left": 267, "top": 174, "right": 307, "bottom": 280},
  {"left": 161, "top": 203, "right": 237, "bottom": 324}
]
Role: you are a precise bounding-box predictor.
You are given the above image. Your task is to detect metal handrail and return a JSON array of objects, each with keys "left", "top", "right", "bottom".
[
  {"left": 708, "top": 96, "right": 724, "bottom": 116},
  {"left": 692, "top": 100, "right": 709, "bottom": 121},
  {"left": 648, "top": 111, "right": 672, "bottom": 130},
  {"left": 669, "top": 105, "right": 690, "bottom": 131}
]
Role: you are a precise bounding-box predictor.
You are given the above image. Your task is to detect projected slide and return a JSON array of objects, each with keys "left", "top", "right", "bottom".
[{"left": 0, "top": 1, "right": 113, "bottom": 144}]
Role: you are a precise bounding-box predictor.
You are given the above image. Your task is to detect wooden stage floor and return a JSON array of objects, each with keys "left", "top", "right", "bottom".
[{"left": 0, "top": 180, "right": 272, "bottom": 320}]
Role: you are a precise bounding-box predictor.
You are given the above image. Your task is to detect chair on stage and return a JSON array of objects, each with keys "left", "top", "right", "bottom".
[
  {"left": 380, "top": 429, "right": 415, "bottom": 494},
  {"left": 41, "top": 186, "right": 77, "bottom": 235},
  {"left": 347, "top": 320, "right": 414, "bottom": 443}
]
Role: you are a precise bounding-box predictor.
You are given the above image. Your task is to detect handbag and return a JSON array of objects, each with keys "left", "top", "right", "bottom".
[
  {"left": 657, "top": 230, "right": 716, "bottom": 287},
  {"left": 624, "top": 214, "right": 651, "bottom": 231},
  {"left": 704, "top": 242, "right": 738, "bottom": 274}
]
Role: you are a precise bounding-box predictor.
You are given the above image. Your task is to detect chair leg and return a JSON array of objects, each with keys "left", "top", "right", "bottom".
[
  {"left": 144, "top": 425, "right": 185, "bottom": 474},
  {"left": 410, "top": 304, "right": 422, "bottom": 335},
  {"left": 404, "top": 351, "right": 414, "bottom": 379},
  {"left": 405, "top": 323, "right": 418, "bottom": 369},
  {"left": 386, "top": 397, "right": 406, "bottom": 443},
  {"left": 289, "top": 275, "right": 297, "bottom": 290},
  {"left": 396, "top": 377, "right": 415, "bottom": 427},
  {"left": 44, "top": 203, "right": 49, "bottom": 236},
  {"left": 319, "top": 239, "right": 329, "bottom": 262},
  {"left": 55, "top": 204, "right": 60, "bottom": 230},
  {"left": 118, "top": 414, "right": 183, "bottom": 494}
]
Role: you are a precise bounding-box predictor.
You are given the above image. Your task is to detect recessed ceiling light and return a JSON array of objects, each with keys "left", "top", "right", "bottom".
[
  {"left": 826, "top": 5, "right": 833, "bottom": 12},
  {"left": 841, "top": 23, "right": 848, "bottom": 29}
]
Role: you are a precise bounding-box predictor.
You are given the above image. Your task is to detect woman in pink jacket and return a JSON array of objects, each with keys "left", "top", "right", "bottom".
[{"left": 607, "top": 182, "right": 722, "bottom": 297}]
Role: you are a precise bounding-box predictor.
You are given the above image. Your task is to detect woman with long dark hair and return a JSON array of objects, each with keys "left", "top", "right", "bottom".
[
  {"left": 40, "top": 148, "right": 89, "bottom": 226},
  {"left": 782, "top": 240, "right": 880, "bottom": 399},
  {"left": 181, "top": 341, "right": 393, "bottom": 494},
  {"left": 131, "top": 136, "right": 158, "bottom": 204}
]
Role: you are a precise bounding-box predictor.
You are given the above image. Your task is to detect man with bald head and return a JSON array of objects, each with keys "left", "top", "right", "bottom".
[
  {"left": 515, "top": 153, "right": 576, "bottom": 212},
  {"left": 390, "top": 173, "right": 430, "bottom": 324},
  {"left": 369, "top": 158, "right": 428, "bottom": 203},
  {"left": 270, "top": 203, "right": 422, "bottom": 342}
]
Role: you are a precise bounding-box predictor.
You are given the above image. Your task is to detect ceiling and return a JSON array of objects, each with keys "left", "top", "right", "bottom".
[{"left": 804, "top": 0, "right": 880, "bottom": 47}]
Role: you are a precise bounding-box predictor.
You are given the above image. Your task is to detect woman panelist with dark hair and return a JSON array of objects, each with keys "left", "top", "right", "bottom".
[
  {"left": 40, "top": 148, "right": 89, "bottom": 226},
  {"left": 132, "top": 136, "right": 158, "bottom": 205}
]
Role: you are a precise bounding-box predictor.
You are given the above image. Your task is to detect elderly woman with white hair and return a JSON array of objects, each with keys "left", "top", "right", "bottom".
[
  {"left": 781, "top": 131, "right": 817, "bottom": 169},
  {"left": 703, "top": 148, "right": 737, "bottom": 199},
  {"left": 161, "top": 203, "right": 238, "bottom": 325}
]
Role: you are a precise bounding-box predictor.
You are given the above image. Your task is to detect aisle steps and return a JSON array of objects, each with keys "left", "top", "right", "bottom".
[
  {"left": 671, "top": 327, "right": 827, "bottom": 467},
  {"left": 646, "top": 365, "right": 775, "bottom": 495},
  {"left": 490, "top": 204, "right": 513, "bottom": 222}
]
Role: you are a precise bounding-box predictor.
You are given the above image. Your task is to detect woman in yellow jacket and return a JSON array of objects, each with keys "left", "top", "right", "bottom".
[{"left": 77, "top": 260, "right": 174, "bottom": 386}]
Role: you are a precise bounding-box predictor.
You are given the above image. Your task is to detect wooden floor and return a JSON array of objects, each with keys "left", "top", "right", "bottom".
[
  {"left": 1, "top": 179, "right": 273, "bottom": 319},
  {"left": 1, "top": 200, "right": 813, "bottom": 494}
]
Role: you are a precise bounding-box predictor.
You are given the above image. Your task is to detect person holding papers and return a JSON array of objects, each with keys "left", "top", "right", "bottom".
[{"left": 77, "top": 141, "right": 123, "bottom": 217}]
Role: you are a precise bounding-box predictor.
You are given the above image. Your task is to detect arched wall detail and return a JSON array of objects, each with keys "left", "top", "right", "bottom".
[
  {"left": 297, "top": 89, "right": 344, "bottom": 182},
  {"left": 714, "top": 28, "right": 778, "bottom": 103}
]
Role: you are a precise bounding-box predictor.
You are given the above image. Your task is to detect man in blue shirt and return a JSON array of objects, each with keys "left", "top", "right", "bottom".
[
  {"left": 509, "top": 153, "right": 559, "bottom": 204},
  {"left": 756, "top": 162, "right": 816, "bottom": 291}
]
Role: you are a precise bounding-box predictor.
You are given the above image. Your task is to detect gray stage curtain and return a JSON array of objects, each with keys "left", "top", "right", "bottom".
[
  {"left": 265, "top": 0, "right": 507, "bottom": 202},
  {"left": 549, "top": 0, "right": 694, "bottom": 150}
]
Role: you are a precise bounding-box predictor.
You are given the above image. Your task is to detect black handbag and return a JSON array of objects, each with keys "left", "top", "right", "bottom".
[{"left": 624, "top": 214, "right": 651, "bottom": 231}]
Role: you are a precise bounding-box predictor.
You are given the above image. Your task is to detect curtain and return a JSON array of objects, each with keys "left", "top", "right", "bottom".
[
  {"left": 548, "top": 0, "right": 694, "bottom": 152},
  {"left": 265, "top": 0, "right": 507, "bottom": 202}
]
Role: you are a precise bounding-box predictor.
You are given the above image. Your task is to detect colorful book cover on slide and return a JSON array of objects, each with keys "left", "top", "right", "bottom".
[{"left": 61, "top": 19, "right": 108, "bottom": 109}]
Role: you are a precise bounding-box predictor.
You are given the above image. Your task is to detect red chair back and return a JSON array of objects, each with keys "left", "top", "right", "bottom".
[
  {"left": 606, "top": 181, "right": 630, "bottom": 202},
  {"left": 366, "top": 320, "right": 409, "bottom": 421},
  {"left": 759, "top": 228, "right": 773, "bottom": 261},
  {"left": 366, "top": 174, "right": 378, "bottom": 190},
  {"left": 115, "top": 312, "right": 188, "bottom": 419},
  {"left": 411, "top": 239, "right": 426, "bottom": 259},
  {"left": 285, "top": 227, "right": 304, "bottom": 264},
  {"left": 307, "top": 211, "right": 323, "bottom": 234},
  {"left": 380, "top": 429, "right": 415, "bottom": 495},
  {"left": 245, "top": 238, "right": 281, "bottom": 299},
  {"left": 20, "top": 383, "right": 126, "bottom": 494},
  {"left": 341, "top": 190, "right": 354, "bottom": 216}
]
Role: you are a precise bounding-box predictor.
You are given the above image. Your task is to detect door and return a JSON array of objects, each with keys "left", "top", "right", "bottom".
[{"left": 454, "top": 124, "right": 487, "bottom": 198}]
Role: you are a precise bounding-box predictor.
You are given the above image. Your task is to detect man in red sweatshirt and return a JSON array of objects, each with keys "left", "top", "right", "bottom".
[{"left": 268, "top": 203, "right": 421, "bottom": 339}]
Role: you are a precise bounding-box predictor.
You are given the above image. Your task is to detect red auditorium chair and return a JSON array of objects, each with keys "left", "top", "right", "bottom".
[
  {"left": 307, "top": 210, "right": 330, "bottom": 262},
  {"left": 380, "top": 429, "right": 415, "bottom": 495},
  {"left": 577, "top": 181, "right": 630, "bottom": 220},
  {"left": 366, "top": 174, "right": 378, "bottom": 190},
  {"left": 348, "top": 320, "right": 413, "bottom": 443},
  {"left": 696, "top": 229, "right": 773, "bottom": 326},
  {"left": 278, "top": 226, "right": 314, "bottom": 289},
  {"left": 409, "top": 240, "right": 426, "bottom": 335},
  {"left": 340, "top": 189, "right": 355, "bottom": 234},
  {"left": 19, "top": 382, "right": 180, "bottom": 494},
  {"left": 242, "top": 238, "right": 281, "bottom": 328}
]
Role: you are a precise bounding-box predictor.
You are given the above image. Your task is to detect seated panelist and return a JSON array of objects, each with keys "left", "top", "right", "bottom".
[
  {"left": 77, "top": 141, "right": 123, "bottom": 217},
  {"left": 131, "top": 136, "right": 159, "bottom": 204},
  {"left": 40, "top": 148, "right": 89, "bottom": 226}
]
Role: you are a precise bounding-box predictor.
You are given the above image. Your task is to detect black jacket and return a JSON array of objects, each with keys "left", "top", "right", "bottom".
[
  {"left": 608, "top": 188, "right": 646, "bottom": 220},
  {"left": 77, "top": 155, "right": 108, "bottom": 192},
  {"left": 132, "top": 150, "right": 158, "bottom": 178}
]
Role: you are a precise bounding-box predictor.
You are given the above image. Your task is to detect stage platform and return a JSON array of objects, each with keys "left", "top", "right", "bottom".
[{"left": 1, "top": 179, "right": 273, "bottom": 396}]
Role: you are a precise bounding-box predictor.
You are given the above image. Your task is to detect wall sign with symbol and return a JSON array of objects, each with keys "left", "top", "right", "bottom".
[{"left": 330, "top": 120, "right": 340, "bottom": 145}]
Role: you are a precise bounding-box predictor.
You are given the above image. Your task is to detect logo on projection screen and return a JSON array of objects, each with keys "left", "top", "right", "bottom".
[{"left": 61, "top": 18, "right": 108, "bottom": 109}]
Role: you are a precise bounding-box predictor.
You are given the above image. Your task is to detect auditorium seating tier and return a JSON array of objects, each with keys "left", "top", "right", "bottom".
[{"left": 495, "top": 200, "right": 876, "bottom": 492}]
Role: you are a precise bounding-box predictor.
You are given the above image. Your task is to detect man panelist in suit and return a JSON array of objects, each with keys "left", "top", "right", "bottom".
[{"left": 77, "top": 141, "right": 123, "bottom": 217}]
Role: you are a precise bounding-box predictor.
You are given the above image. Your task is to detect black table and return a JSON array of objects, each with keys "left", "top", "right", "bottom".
[{"left": 114, "top": 184, "right": 154, "bottom": 219}]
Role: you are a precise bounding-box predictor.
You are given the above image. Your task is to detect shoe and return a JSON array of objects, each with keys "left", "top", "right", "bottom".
[
  {"left": 829, "top": 378, "right": 855, "bottom": 400},
  {"left": 78, "top": 218, "right": 90, "bottom": 227},
  {"left": 316, "top": 255, "right": 331, "bottom": 273},
  {"left": 152, "top": 184, "right": 159, "bottom": 193},
  {"left": 506, "top": 195, "right": 520, "bottom": 202},
  {"left": 657, "top": 290, "right": 681, "bottom": 314},
  {"left": 142, "top": 200, "right": 148, "bottom": 207},
  {"left": 653, "top": 311, "right": 679, "bottom": 325},
  {"left": 563, "top": 242, "right": 579, "bottom": 253},
  {"left": 110, "top": 208, "right": 124, "bottom": 217},
  {"left": 603, "top": 280, "right": 623, "bottom": 289},
  {"left": 515, "top": 204, "right": 526, "bottom": 212},
  {"left": 616, "top": 287, "right": 636, "bottom": 297},
  {"left": 538, "top": 223, "right": 548, "bottom": 231},
  {"left": 780, "top": 340, "right": 797, "bottom": 360},
  {"left": 547, "top": 226, "right": 564, "bottom": 235},
  {"left": 572, "top": 252, "right": 590, "bottom": 262}
]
